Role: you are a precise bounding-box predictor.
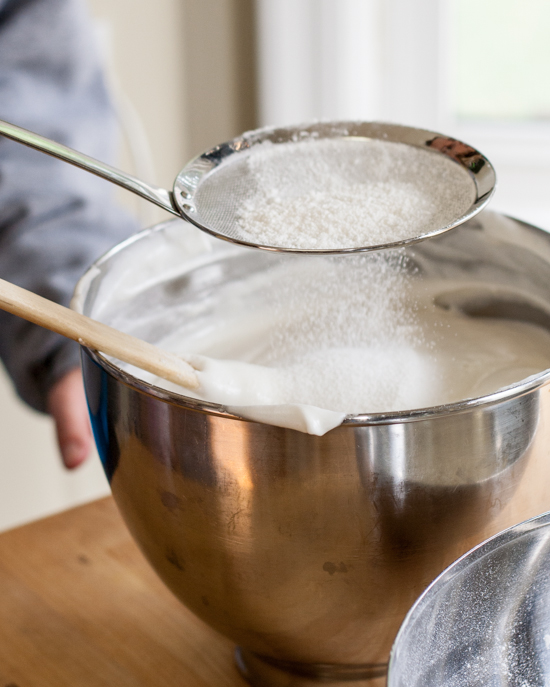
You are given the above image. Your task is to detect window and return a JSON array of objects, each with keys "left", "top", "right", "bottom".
[{"left": 451, "top": 0, "right": 550, "bottom": 122}]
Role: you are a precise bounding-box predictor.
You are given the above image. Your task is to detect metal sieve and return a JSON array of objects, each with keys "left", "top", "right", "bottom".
[{"left": 0, "top": 119, "right": 496, "bottom": 254}]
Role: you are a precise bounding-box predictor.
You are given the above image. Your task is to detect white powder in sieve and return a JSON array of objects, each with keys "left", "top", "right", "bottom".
[{"left": 235, "top": 138, "right": 476, "bottom": 249}]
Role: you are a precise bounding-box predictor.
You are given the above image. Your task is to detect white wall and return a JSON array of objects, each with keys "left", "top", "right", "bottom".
[{"left": 0, "top": 367, "right": 109, "bottom": 531}]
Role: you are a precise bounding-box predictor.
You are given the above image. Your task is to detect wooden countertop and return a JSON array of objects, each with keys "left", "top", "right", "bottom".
[{"left": 0, "top": 497, "right": 248, "bottom": 686}]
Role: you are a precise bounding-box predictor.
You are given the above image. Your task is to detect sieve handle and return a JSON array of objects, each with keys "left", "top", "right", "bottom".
[
  {"left": 0, "top": 119, "right": 180, "bottom": 217},
  {"left": 0, "top": 278, "right": 200, "bottom": 391}
]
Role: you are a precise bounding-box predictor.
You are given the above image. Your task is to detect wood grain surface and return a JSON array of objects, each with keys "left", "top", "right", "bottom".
[{"left": 0, "top": 497, "right": 247, "bottom": 687}]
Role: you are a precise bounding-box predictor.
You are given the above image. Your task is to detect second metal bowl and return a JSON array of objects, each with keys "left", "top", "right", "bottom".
[{"left": 388, "top": 509, "right": 550, "bottom": 687}]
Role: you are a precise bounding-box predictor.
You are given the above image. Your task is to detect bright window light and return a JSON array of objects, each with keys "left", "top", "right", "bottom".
[{"left": 451, "top": 0, "right": 550, "bottom": 121}]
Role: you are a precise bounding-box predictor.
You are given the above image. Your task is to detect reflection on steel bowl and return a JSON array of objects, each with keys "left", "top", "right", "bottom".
[
  {"left": 388, "top": 510, "right": 550, "bottom": 687},
  {"left": 75, "top": 211, "right": 550, "bottom": 687}
]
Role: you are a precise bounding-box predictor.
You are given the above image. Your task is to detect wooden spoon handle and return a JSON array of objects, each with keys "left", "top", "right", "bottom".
[{"left": 0, "top": 278, "right": 199, "bottom": 391}]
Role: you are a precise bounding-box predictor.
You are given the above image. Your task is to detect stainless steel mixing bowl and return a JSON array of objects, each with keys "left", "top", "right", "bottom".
[
  {"left": 75, "top": 211, "right": 550, "bottom": 687},
  {"left": 387, "top": 510, "right": 550, "bottom": 687}
]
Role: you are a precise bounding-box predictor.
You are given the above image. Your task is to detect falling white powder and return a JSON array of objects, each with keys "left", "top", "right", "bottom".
[{"left": 233, "top": 138, "right": 476, "bottom": 250}]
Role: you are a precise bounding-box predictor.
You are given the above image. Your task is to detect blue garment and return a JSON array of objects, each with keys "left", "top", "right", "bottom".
[{"left": 0, "top": 0, "right": 138, "bottom": 411}]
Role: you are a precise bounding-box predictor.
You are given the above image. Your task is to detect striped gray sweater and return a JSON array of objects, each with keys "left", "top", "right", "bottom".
[{"left": 0, "top": 0, "right": 137, "bottom": 411}]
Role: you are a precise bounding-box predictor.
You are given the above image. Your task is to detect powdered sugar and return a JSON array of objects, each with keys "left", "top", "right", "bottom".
[{"left": 235, "top": 138, "right": 476, "bottom": 250}]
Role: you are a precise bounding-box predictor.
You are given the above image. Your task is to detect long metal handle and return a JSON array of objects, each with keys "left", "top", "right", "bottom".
[{"left": 0, "top": 119, "right": 180, "bottom": 216}]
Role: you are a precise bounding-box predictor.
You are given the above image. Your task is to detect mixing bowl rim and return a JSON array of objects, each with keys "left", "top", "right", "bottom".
[
  {"left": 76, "top": 216, "right": 550, "bottom": 428},
  {"left": 81, "top": 345, "right": 550, "bottom": 427},
  {"left": 386, "top": 508, "right": 550, "bottom": 685}
]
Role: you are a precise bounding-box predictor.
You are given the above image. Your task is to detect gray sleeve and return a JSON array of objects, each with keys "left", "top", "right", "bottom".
[{"left": 0, "top": 0, "right": 139, "bottom": 412}]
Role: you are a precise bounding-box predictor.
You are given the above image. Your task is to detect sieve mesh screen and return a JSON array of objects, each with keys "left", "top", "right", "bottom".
[
  {"left": 194, "top": 152, "right": 259, "bottom": 242},
  {"left": 186, "top": 136, "right": 478, "bottom": 252}
]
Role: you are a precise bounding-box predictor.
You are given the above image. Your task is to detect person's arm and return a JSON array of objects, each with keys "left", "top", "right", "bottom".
[{"left": 0, "top": 0, "right": 139, "bottom": 467}]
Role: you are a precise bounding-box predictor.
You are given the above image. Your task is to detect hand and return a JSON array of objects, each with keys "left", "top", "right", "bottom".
[{"left": 47, "top": 367, "right": 93, "bottom": 469}]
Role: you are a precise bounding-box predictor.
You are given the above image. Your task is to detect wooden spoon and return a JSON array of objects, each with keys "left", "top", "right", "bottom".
[{"left": 0, "top": 278, "right": 199, "bottom": 390}]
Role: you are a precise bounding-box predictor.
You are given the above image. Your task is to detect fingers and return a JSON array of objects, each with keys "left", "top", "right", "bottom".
[{"left": 47, "top": 367, "right": 93, "bottom": 469}]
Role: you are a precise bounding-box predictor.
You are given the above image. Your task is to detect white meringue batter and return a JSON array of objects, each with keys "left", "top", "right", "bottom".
[{"left": 79, "top": 220, "right": 550, "bottom": 436}]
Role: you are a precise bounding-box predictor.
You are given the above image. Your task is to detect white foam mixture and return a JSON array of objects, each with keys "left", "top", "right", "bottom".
[
  {"left": 94, "top": 241, "right": 550, "bottom": 437},
  {"left": 234, "top": 138, "right": 476, "bottom": 249}
]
